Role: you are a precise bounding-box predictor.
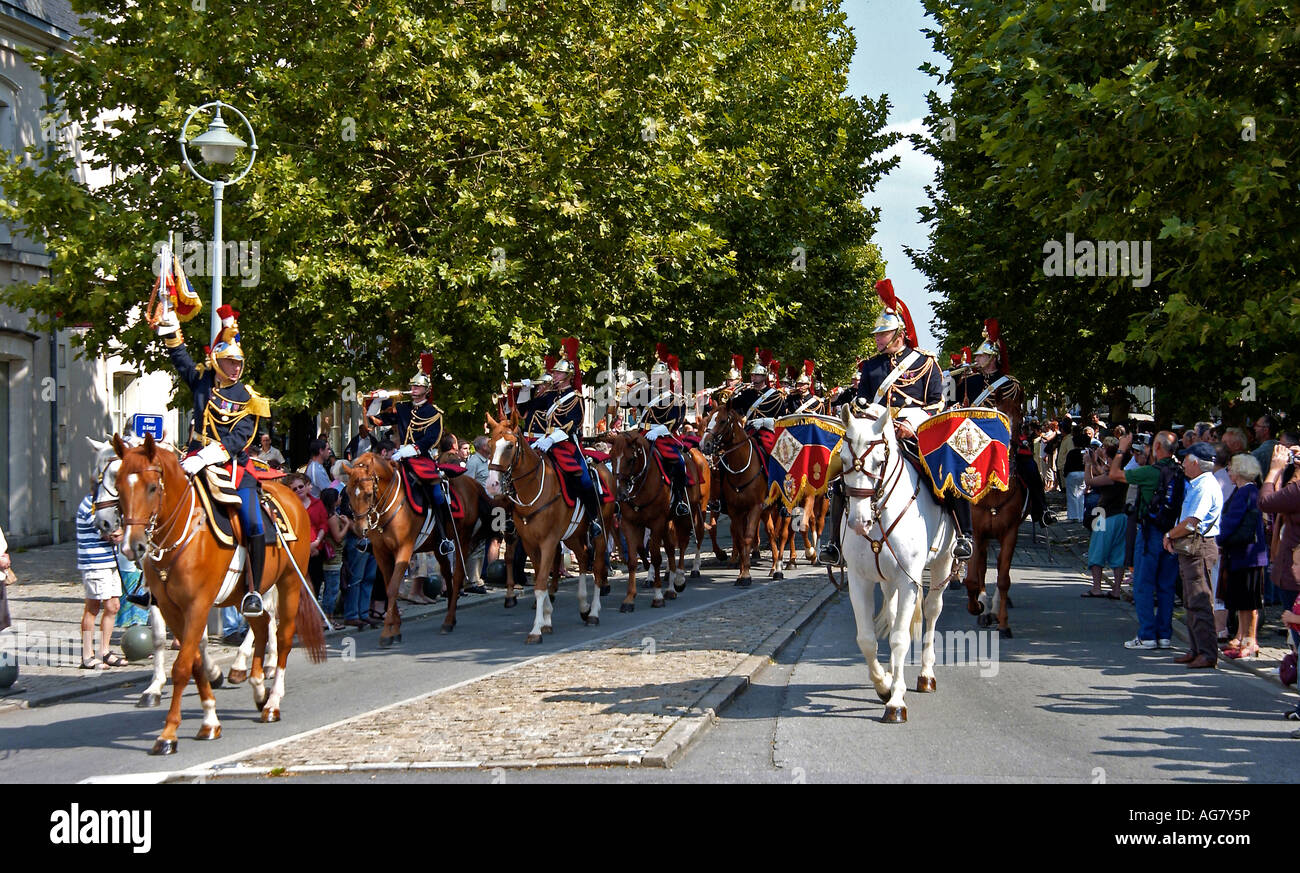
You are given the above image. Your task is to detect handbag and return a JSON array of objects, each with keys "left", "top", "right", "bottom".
[
  {"left": 1170, "top": 533, "right": 1200, "bottom": 557},
  {"left": 1221, "top": 501, "right": 1261, "bottom": 549}
]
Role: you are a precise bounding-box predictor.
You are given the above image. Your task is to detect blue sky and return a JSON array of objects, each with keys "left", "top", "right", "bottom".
[{"left": 843, "top": 0, "right": 950, "bottom": 351}]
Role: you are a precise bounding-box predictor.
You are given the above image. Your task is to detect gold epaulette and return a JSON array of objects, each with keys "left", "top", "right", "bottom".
[
  {"left": 162, "top": 331, "right": 184, "bottom": 349},
  {"left": 245, "top": 386, "right": 271, "bottom": 418}
]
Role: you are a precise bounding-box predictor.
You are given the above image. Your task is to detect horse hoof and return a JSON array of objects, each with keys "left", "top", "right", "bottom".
[
  {"left": 773, "top": 571, "right": 784, "bottom": 581},
  {"left": 916, "top": 676, "right": 937, "bottom": 693},
  {"left": 541, "top": 625, "right": 553, "bottom": 634},
  {"left": 504, "top": 596, "right": 518, "bottom": 608},
  {"left": 136, "top": 693, "right": 161, "bottom": 708},
  {"left": 149, "top": 738, "right": 178, "bottom": 756},
  {"left": 227, "top": 669, "right": 248, "bottom": 685},
  {"left": 640, "top": 578, "right": 654, "bottom": 589},
  {"left": 735, "top": 577, "right": 752, "bottom": 588},
  {"left": 440, "top": 623, "right": 455, "bottom": 635},
  {"left": 585, "top": 616, "right": 600, "bottom": 626},
  {"left": 715, "top": 551, "right": 729, "bottom": 563},
  {"left": 883, "top": 705, "right": 908, "bottom": 724},
  {"left": 208, "top": 674, "right": 224, "bottom": 690},
  {"left": 580, "top": 610, "right": 590, "bottom": 622},
  {"left": 378, "top": 633, "right": 402, "bottom": 648},
  {"left": 262, "top": 707, "right": 281, "bottom": 723},
  {"left": 999, "top": 627, "right": 1014, "bottom": 639},
  {"left": 664, "top": 589, "right": 677, "bottom": 600},
  {"left": 689, "top": 570, "right": 700, "bottom": 579},
  {"left": 970, "top": 601, "right": 986, "bottom": 616},
  {"left": 651, "top": 599, "right": 665, "bottom": 608},
  {"left": 600, "top": 585, "right": 611, "bottom": 596},
  {"left": 195, "top": 724, "right": 222, "bottom": 741},
  {"left": 977, "top": 613, "right": 994, "bottom": 629},
  {"left": 783, "top": 561, "right": 796, "bottom": 570},
  {"left": 673, "top": 582, "right": 686, "bottom": 593},
  {"left": 620, "top": 602, "right": 635, "bottom": 613},
  {"left": 526, "top": 633, "right": 542, "bottom": 644},
  {"left": 876, "top": 689, "right": 890, "bottom": 704}
]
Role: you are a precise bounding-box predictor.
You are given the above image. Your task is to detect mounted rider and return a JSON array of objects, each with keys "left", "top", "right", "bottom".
[
  {"left": 952, "top": 319, "right": 1054, "bottom": 526},
  {"left": 518, "top": 337, "right": 604, "bottom": 541},
  {"left": 821, "top": 279, "right": 973, "bottom": 566},
  {"left": 727, "top": 348, "right": 787, "bottom": 458},
  {"left": 640, "top": 344, "right": 692, "bottom": 517},
  {"left": 368, "top": 353, "right": 455, "bottom": 556},
  {"left": 155, "top": 304, "right": 271, "bottom": 617},
  {"left": 784, "top": 360, "right": 824, "bottom": 416}
]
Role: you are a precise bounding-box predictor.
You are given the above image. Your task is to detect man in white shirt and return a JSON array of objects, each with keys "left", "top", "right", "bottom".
[
  {"left": 253, "top": 433, "right": 286, "bottom": 469},
  {"left": 305, "top": 439, "right": 332, "bottom": 498},
  {"left": 1165, "top": 442, "right": 1224, "bottom": 669}
]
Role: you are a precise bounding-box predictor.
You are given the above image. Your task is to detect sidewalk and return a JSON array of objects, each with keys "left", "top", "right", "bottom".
[{"left": 0, "top": 541, "right": 498, "bottom": 713}]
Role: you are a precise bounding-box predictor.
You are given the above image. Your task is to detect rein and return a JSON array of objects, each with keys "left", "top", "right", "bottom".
[
  {"left": 617, "top": 440, "right": 662, "bottom": 513},
  {"left": 362, "top": 463, "right": 404, "bottom": 533},
  {"left": 711, "top": 418, "right": 761, "bottom": 494},
  {"left": 121, "top": 462, "right": 201, "bottom": 568},
  {"left": 491, "top": 433, "right": 560, "bottom": 517},
  {"left": 842, "top": 409, "right": 923, "bottom": 586}
]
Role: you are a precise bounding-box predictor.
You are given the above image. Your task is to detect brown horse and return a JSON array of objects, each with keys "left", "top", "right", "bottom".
[
  {"left": 699, "top": 408, "right": 780, "bottom": 586},
  {"left": 962, "top": 390, "right": 1028, "bottom": 639},
  {"left": 607, "top": 430, "right": 697, "bottom": 609},
  {"left": 347, "top": 452, "right": 495, "bottom": 645},
  {"left": 693, "top": 413, "right": 731, "bottom": 563},
  {"left": 114, "top": 434, "right": 325, "bottom": 755},
  {"left": 793, "top": 491, "right": 829, "bottom": 563},
  {"left": 484, "top": 411, "right": 615, "bottom": 642}
]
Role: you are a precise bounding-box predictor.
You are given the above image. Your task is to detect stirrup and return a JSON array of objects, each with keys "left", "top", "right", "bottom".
[
  {"left": 240, "top": 591, "right": 265, "bottom": 618},
  {"left": 438, "top": 538, "right": 456, "bottom": 556},
  {"left": 588, "top": 520, "right": 603, "bottom": 540},
  {"left": 1040, "top": 510, "right": 1057, "bottom": 526},
  {"left": 674, "top": 501, "right": 690, "bottom": 517},
  {"left": 125, "top": 590, "right": 153, "bottom": 609},
  {"left": 820, "top": 542, "right": 842, "bottom": 566},
  {"left": 954, "top": 536, "right": 973, "bottom": 560},
  {"left": 707, "top": 499, "right": 721, "bottom": 514}
]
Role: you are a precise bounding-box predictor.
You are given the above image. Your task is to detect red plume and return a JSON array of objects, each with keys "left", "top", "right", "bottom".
[
  {"left": 950, "top": 353, "right": 962, "bottom": 367},
  {"left": 770, "top": 359, "right": 781, "bottom": 388},
  {"left": 875, "top": 278, "right": 917, "bottom": 347},
  {"left": 544, "top": 354, "right": 557, "bottom": 372},
  {"left": 875, "top": 278, "right": 896, "bottom": 310},
  {"left": 419, "top": 352, "right": 434, "bottom": 376},
  {"left": 731, "top": 353, "right": 744, "bottom": 374},
  {"left": 656, "top": 342, "right": 670, "bottom": 364},
  {"left": 962, "top": 346, "right": 972, "bottom": 364},
  {"left": 757, "top": 348, "right": 774, "bottom": 367},
  {"left": 804, "top": 359, "right": 815, "bottom": 379},
  {"left": 668, "top": 354, "right": 680, "bottom": 373},
  {"left": 983, "top": 319, "right": 1009, "bottom": 374},
  {"left": 562, "top": 337, "right": 581, "bottom": 391}
]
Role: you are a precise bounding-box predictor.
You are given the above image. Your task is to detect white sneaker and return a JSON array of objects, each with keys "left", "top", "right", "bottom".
[
  {"left": 1157, "top": 639, "right": 1172, "bottom": 648},
  {"left": 1124, "top": 637, "right": 1157, "bottom": 650}
]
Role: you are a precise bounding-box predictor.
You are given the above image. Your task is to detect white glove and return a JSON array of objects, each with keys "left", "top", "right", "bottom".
[
  {"left": 374, "top": 390, "right": 391, "bottom": 400},
  {"left": 534, "top": 434, "right": 555, "bottom": 452},
  {"left": 181, "top": 442, "right": 227, "bottom": 475},
  {"left": 521, "top": 378, "right": 533, "bottom": 389},
  {"left": 390, "top": 444, "right": 419, "bottom": 461},
  {"left": 753, "top": 417, "right": 775, "bottom": 431},
  {"left": 154, "top": 308, "right": 180, "bottom": 337},
  {"left": 645, "top": 424, "right": 670, "bottom": 442}
]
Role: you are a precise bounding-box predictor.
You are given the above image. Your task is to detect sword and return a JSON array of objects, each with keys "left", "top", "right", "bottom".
[{"left": 263, "top": 505, "right": 331, "bottom": 627}]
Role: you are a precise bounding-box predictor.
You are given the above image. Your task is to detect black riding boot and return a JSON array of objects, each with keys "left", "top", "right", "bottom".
[
  {"left": 433, "top": 506, "right": 455, "bottom": 556},
  {"left": 671, "top": 463, "right": 690, "bottom": 516},
  {"left": 821, "top": 481, "right": 845, "bottom": 565},
  {"left": 949, "top": 497, "right": 973, "bottom": 559},
  {"left": 241, "top": 532, "right": 266, "bottom": 617},
  {"left": 581, "top": 490, "right": 604, "bottom": 541},
  {"left": 1018, "top": 455, "right": 1055, "bottom": 525}
]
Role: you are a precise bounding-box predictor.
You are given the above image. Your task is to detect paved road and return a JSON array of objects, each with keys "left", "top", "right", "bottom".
[
  {"left": 238, "top": 566, "right": 1299, "bottom": 784},
  {"left": 0, "top": 552, "right": 793, "bottom": 784}
]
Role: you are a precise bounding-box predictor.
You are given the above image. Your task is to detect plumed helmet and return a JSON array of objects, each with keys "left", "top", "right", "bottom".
[
  {"left": 651, "top": 342, "right": 671, "bottom": 377},
  {"left": 796, "top": 359, "right": 814, "bottom": 386},
  {"left": 975, "top": 319, "right": 1010, "bottom": 374},
  {"left": 871, "top": 279, "right": 918, "bottom": 346},
  {"left": 751, "top": 347, "right": 773, "bottom": 378},
  {"left": 207, "top": 304, "right": 244, "bottom": 382},
  {"left": 409, "top": 352, "right": 434, "bottom": 388},
  {"left": 727, "top": 354, "right": 743, "bottom": 381}
]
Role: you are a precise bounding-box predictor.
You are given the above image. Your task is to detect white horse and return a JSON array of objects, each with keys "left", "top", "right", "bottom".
[
  {"left": 87, "top": 436, "right": 276, "bottom": 706},
  {"left": 837, "top": 402, "right": 955, "bottom": 723}
]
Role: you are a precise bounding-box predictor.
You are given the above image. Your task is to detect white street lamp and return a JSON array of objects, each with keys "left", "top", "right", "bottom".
[{"left": 178, "top": 101, "right": 257, "bottom": 343}]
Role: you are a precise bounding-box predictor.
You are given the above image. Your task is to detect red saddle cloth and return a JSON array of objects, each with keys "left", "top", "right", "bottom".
[
  {"left": 548, "top": 442, "right": 614, "bottom": 508},
  {"left": 651, "top": 438, "right": 697, "bottom": 486},
  {"left": 746, "top": 426, "right": 777, "bottom": 472},
  {"left": 245, "top": 459, "right": 285, "bottom": 481},
  {"left": 398, "top": 459, "right": 464, "bottom": 519},
  {"left": 678, "top": 432, "right": 702, "bottom": 451}
]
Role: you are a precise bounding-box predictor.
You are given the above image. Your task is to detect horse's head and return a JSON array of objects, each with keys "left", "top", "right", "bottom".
[
  {"left": 608, "top": 429, "right": 650, "bottom": 502},
  {"left": 348, "top": 452, "right": 393, "bottom": 535},
  {"left": 484, "top": 409, "right": 525, "bottom": 495},
  {"left": 88, "top": 435, "right": 124, "bottom": 539},
  {"left": 839, "top": 399, "right": 897, "bottom": 536},
  {"left": 114, "top": 433, "right": 175, "bottom": 562},
  {"left": 700, "top": 408, "right": 741, "bottom": 455}
]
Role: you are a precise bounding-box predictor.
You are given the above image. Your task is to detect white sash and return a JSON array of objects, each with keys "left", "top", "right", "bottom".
[
  {"left": 873, "top": 350, "right": 921, "bottom": 405},
  {"left": 973, "top": 375, "right": 1010, "bottom": 407},
  {"left": 545, "top": 390, "right": 576, "bottom": 418},
  {"left": 794, "top": 395, "right": 821, "bottom": 414},
  {"left": 745, "top": 387, "right": 778, "bottom": 420}
]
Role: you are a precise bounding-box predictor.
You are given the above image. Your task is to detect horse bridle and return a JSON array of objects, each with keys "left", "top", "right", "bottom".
[
  {"left": 358, "top": 462, "right": 403, "bottom": 533},
  {"left": 489, "top": 430, "right": 552, "bottom": 512},
  {"left": 92, "top": 459, "right": 121, "bottom": 516},
  {"left": 841, "top": 405, "right": 922, "bottom": 583},
  {"left": 615, "top": 436, "right": 659, "bottom": 512},
  {"left": 709, "top": 413, "right": 760, "bottom": 492},
  {"left": 120, "top": 462, "right": 200, "bottom": 566}
]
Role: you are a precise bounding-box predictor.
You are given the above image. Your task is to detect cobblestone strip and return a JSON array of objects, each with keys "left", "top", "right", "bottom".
[{"left": 224, "top": 575, "right": 833, "bottom": 773}]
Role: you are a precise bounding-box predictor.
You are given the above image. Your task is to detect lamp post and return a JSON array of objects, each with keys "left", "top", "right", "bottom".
[{"left": 178, "top": 101, "right": 258, "bottom": 343}]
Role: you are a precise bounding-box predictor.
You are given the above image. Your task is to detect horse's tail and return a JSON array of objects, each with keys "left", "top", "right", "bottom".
[
  {"left": 872, "top": 597, "right": 890, "bottom": 640},
  {"left": 910, "top": 594, "right": 924, "bottom": 645},
  {"left": 295, "top": 579, "right": 328, "bottom": 664}
]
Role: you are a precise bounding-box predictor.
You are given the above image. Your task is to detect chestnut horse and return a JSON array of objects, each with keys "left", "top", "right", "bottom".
[
  {"left": 962, "top": 390, "right": 1029, "bottom": 639},
  {"left": 693, "top": 414, "right": 731, "bottom": 563},
  {"left": 793, "top": 491, "right": 829, "bottom": 564},
  {"left": 483, "top": 411, "right": 614, "bottom": 642},
  {"left": 607, "top": 430, "right": 695, "bottom": 610},
  {"left": 699, "top": 408, "right": 788, "bottom": 586},
  {"left": 347, "top": 452, "right": 495, "bottom": 645},
  {"left": 113, "top": 434, "right": 325, "bottom": 755}
]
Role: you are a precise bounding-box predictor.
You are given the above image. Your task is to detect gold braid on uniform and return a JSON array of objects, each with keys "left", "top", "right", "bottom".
[
  {"left": 405, "top": 407, "right": 443, "bottom": 445},
  {"left": 200, "top": 386, "right": 267, "bottom": 454}
]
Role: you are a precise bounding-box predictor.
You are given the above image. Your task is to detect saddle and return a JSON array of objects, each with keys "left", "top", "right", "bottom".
[
  {"left": 650, "top": 438, "right": 696, "bottom": 487},
  {"left": 398, "top": 459, "right": 464, "bottom": 519},
  {"left": 194, "top": 465, "right": 297, "bottom": 548},
  {"left": 547, "top": 442, "right": 614, "bottom": 509}
]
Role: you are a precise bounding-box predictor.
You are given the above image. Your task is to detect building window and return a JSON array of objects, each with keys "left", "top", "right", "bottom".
[
  {"left": 112, "top": 371, "right": 134, "bottom": 436},
  {"left": 0, "top": 98, "right": 12, "bottom": 245}
]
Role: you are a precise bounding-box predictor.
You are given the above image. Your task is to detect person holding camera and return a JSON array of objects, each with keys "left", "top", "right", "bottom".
[
  {"left": 1164, "top": 442, "right": 1224, "bottom": 669},
  {"left": 1082, "top": 438, "right": 1127, "bottom": 598}
]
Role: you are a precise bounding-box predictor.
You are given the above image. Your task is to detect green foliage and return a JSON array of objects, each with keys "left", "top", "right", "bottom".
[
  {"left": 912, "top": 0, "right": 1299, "bottom": 422},
  {"left": 1, "top": 0, "right": 895, "bottom": 433}
]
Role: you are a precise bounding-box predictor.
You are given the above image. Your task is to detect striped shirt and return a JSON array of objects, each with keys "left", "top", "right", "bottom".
[{"left": 75, "top": 493, "right": 117, "bottom": 570}]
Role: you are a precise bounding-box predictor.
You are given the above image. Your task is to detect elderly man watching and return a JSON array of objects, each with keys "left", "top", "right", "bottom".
[
  {"left": 1110, "top": 431, "right": 1181, "bottom": 649},
  {"left": 1163, "top": 442, "right": 1224, "bottom": 668}
]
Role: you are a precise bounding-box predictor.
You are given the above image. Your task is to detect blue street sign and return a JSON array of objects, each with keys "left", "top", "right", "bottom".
[{"left": 132, "top": 414, "right": 165, "bottom": 440}]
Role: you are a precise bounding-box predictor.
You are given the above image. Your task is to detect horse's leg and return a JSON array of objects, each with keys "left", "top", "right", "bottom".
[
  {"left": 763, "top": 508, "right": 780, "bottom": 579},
  {"left": 380, "top": 543, "right": 413, "bottom": 646},
  {"left": 262, "top": 573, "right": 298, "bottom": 723},
  {"left": 740, "top": 502, "right": 762, "bottom": 587},
  {"left": 588, "top": 526, "right": 607, "bottom": 623},
  {"left": 526, "top": 538, "right": 555, "bottom": 643},
  {"left": 568, "top": 536, "right": 592, "bottom": 624},
  {"left": 191, "top": 635, "right": 221, "bottom": 741},
  {"left": 917, "top": 555, "right": 952, "bottom": 693},
  {"left": 200, "top": 632, "right": 223, "bottom": 688},
  {"left": 137, "top": 604, "right": 167, "bottom": 707},
  {"left": 845, "top": 569, "right": 890, "bottom": 702},
  {"left": 246, "top": 611, "right": 272, "bottom": 711},
  {"left": 649, "top": 525, "right": 666, "bottom": 607},
  {"left": 149, "top": 600, "right": 205, "bottom": 756},
  {"left": 439, "top": 546, "right": 460, "bottom": 634},
  {"left": 964, "top": 519, "right": 988, "bottom": 619},
  {"left": 620, "top": 520, "right": 641, "bottom": 612},
  {"left": 995, "top": 525, "right": 1019, "bottom": 638},
  {"left": 883, "top": 580, "right": 918, "bottom": 724}
]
